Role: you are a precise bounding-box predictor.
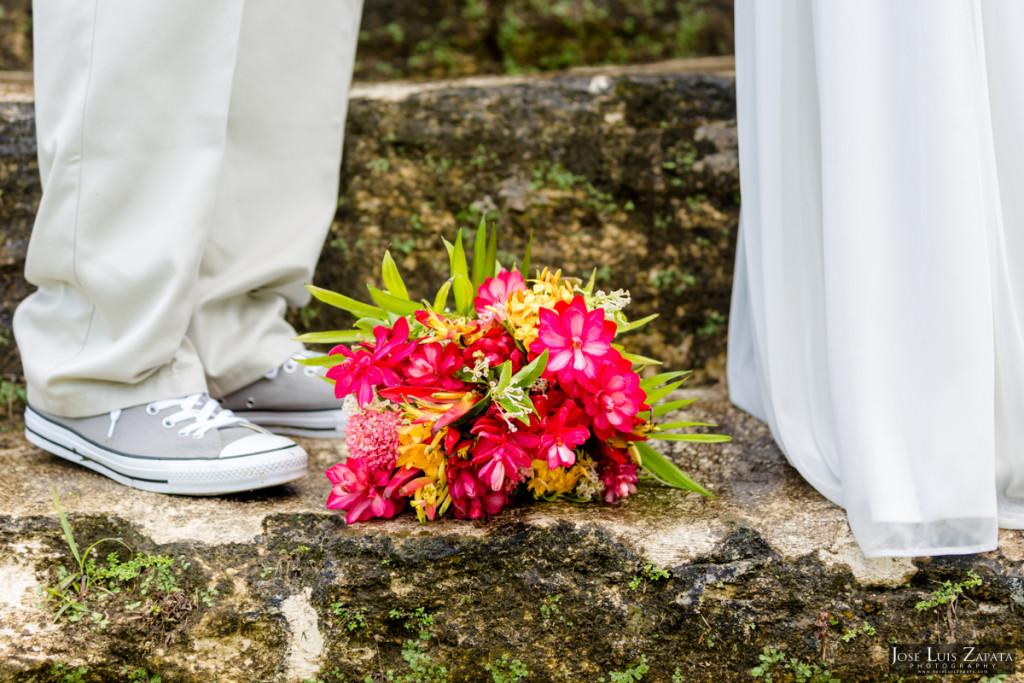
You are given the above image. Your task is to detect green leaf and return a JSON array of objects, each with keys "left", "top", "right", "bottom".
[
  {"left": 293, "top": 330, "right": 365, "bottom": 345},
  {"left": 368, "top": 286, "right": 424, "bottom": 316},
  {"left": 618, "top": 313, "right": 660, "bottom": 334},
  {"left": 354, "top": 317, "right": 392, "bottom": 332},
  {"left": 655, "top": 421, "right": 717, "bottom": 430},
  {"left": 634, "top": 441, "right": 714, "bottom": 497},
  {"left": 639, "top": 371, "right": 691, "bottom": 392},
  {"left": 619, "top": 350, "right": 663, "bottom": 366},
  {"left": 651, "top": 398, "right": 698, "bottom": 417},
  {"left": 644, "top": 379, "right": 688, "bottom": 405},
  {"left": 449, "top": 231, "right": 470, "bottom": 280},
  {"left": 471, "top": 218, "right": 487, "bottom": 289},
  {"left": 584, "top": 268, "right": 597, "bottom": 294},
  {"left": 294, "top": 354, "right": 348, "bottom": 367},
  {"left": 381, "top": 250, "right": 409, "bottom": 300},
  {"left": 511, "top": 348, "right": 548, "bottom": 389},
  {"left": 433, "top": 279, "right": 453, "bottom": 313},
  {"left": 485, "top": 223, "right": 498, "bottom": 278},
  {"left": 50, "top": 482, "right": 81, "bottom": 567},
  {"left": 306, "top": 284, "right": 385, "bottom": 320},
  {"left": 520, "top": 229, "right": 533, "bottom": 277},
  {"left": 442, "top": 236, "right": 455, "bottom": 259},
  {"left": 452, "top": 272, "right": 474, "bottom": 316},
  {"left": 495, "top": 361, "right": 513, "bottom": 395},
  {"left": 649, "top": 433, "right": 732, "bottom": 443}
]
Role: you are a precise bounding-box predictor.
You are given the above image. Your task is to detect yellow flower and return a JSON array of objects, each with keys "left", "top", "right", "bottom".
[
  {"left": 506, "top": 268, "right": 577, "bottom": 348},
  {"left": 397, "top": 422, "right": 446, "bottom": 479},
  {"left": 528, "top": 457, "right": 587, "bottom": 498}
]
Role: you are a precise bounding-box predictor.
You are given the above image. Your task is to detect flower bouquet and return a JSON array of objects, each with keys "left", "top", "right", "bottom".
[{"left": 298, "top": 222, "right": 729, "bottom": 524}]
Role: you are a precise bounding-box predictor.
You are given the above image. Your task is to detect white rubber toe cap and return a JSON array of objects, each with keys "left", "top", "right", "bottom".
[{"left": 220, "top": 432, "right": 297, "bottom": 458}]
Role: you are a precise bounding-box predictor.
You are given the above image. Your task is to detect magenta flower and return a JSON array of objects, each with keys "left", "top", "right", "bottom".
[
  {"left": 325, "top": 458, "right": 407, "bottom": 524},
  {"left": 327, "top": 316, "right": 418, "bottom": 407},
  {"left": 530, "top": 296, "right": 616, "bottom": 385},
  {"left": 582, "top": 353, "right": 647, "bottom": 440},
  {"left": 600, "top": 459, "right": 639, "bottom": 503},
  {"left": 535, "top": 395, "right": 590, "bottom": 470},
  {"left": 448, "top": 460, "right": 507, "bottom": 519},
  {"left": 470, "top": 410, "right": 539, "bottom": 491},
  {"left": 462, "top": 326, "right": 524, "bottom": 371},
  {"left": 344, "top": 409, "right": 401, "bottom": 475},
  {"left": 402, "top": 341, "right": 466, "bottom": 390},
  {"left": 474, "top": 269, "right": 527, "bottom": 321}
]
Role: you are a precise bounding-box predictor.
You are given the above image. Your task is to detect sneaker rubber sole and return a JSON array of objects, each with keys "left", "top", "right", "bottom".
[
  {"left": 232, "top": 408, "right": 348, "bottom": 439},
  {"left": 25, "top": 407, "right": 308, "bottom": 495}
]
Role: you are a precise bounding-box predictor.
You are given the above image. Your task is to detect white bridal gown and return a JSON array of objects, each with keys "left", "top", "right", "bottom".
[{"left": 728, "top": 0, "right": 1024, "bottom": 557}]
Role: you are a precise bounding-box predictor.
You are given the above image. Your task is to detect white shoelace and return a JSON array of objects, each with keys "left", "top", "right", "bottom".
[
  {"left": 141, "top": 394, "right": 245, "bottom": 438},
  {"left": 263, "top": 351, "right": 320, "bottom": 380}
]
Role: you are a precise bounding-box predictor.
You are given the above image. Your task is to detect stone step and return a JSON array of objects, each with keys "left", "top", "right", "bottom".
[
  {"left": 2, "top": 381, "right": 1021, "bottom": 682},
  {"left": 0, "top": 0, "right": 734, "bottom": 79},
  {"left": 0, "top": 58, "right": 740, "bottom": 381}
]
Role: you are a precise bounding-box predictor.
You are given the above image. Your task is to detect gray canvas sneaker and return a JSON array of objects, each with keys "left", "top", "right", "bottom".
[
  {"left": 25, "top": 394, "right": 307, "bottom": 495},
  {"left": 219, "top": 350, "right": 347, "bottom": 439}
]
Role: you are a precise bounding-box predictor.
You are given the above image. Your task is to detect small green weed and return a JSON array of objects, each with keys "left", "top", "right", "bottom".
[
  {"left": 840, "top": 622, "right": 876, "bottom": 643},
  {"left": 916, "top": 570, "right": 982, "bottom": 638},
  {"left": 539, "top": 594, "right": 573, "bottom": 627},
  {"left": 750, "top": 647, "right": 840, "bottom": 683},
  {"left": 331, "top": 602, "right": 368, "bottom": 631},
  {"left": 0, "top": 377, "right": 27, "bottom": 419},
  {"left": 381, "top": 607, "right": 448, "bottom": 683},
  {"left": 47, "top": 663, "right": 88, "bottom": 683},
  {"left": 602, "top": 654, "right": 649, "bottom": 682},
  {"left": 485, "top": 654, "right": 529, "bottom": 683},
  {"left": 120, "top": 667, "right": 162, "bottom": 683},
  {"left": 629, "top": 562, "right": 670, "bottom": 591},
  {"left": 303, "top": 666, "right": 347, "bottom": 683}
]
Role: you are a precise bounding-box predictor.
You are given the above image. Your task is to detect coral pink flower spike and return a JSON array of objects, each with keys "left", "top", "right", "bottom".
[{"left": 531, "top": 295, "right": 617, "bottom": 385}]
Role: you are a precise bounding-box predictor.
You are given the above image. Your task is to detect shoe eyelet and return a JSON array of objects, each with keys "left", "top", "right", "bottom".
[
  {"left": 304, "top": 368, "right": 317, "bottom": 377},
  {"left": 178, "top": 430, "right": 188, "bottom": 437},
  {"left": 283, "top": 361, "right": 298, "bottom": 374},
  {"left": 145, "top": 405, "right": 159, "bottom": 415},
  {"left": 245, "top": 398, "right": 256, "bottom": 409},
  {"left": 161, "top": 418, "right": 174, "bottom": 428},
  {"left": 192, "top": 433, "right": 204, "bottom": 439}
]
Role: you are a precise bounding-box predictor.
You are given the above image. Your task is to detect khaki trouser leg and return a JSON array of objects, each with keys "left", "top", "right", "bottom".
[
  {"left": 15, "top": 0, "right": 247, "bottom": 417},
  {"left": 192, "top": 0, "right": 364, "bottom": 398}
]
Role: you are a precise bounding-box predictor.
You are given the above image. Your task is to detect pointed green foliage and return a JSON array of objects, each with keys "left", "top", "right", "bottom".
[
  {"left": 306, "top": 284, "right": 385, "bottom": 320},
  {"left": 620, "top": 350, "right": 663, "bottom": 367},
  {"left": 381, "top": 250, "right": 409, "bottom": 300},
  {"left": 634, "top": 441, "right": 714, "bottom": 497},
  {"left": 485, "top": 223, "right": 498, "bottom": 278},
  {"left": 639, "top": 371, "right": 691, "bottom": 393},
  {"left": 472, "top": 218, "right": 488, "bottom": 289},
  {"left": 584, "top": 268, "right": 598, "bottom": 294},
  {"left": 656, "top": 421, "right": 718, "bottom": 430},
  {"left": 650, "top": 433, "right": 731, "bottom": 443},
  {"left": 520, "top": 229, "right": 533, "bottom": 277},
  {"left": 294, "top": 354, "right": 347, "bottom": 368},
  {"left": 651, "top": 398, "right": 698, "bottom": 417},
  {"left": 495, "top": 361, "right": 513, "bottom": 395},
  {"left": 644, "top": 379, "right": 688, "bottom": 405},
  {"left": 618, "top": 313, "right": 659, "bottom": 334},
  {"left": 433, "top": 279, "right": 453, "bottom": 313},
  {"left": 354, "top": 317, "right": 392, "bottom": 333},
  {"left": 293, "top": 330, "right": 365, "bottom": 345},
  {"left": 368, "top": 285, "right": 424, "bottom": 316},
  {"left": 449, "top": 231, "right": 470, "bottom": 281},
  {"left": 51, "top": 482, "right": 81, "bottom": 566},
  {"left": 511, "top": 348, "right": 548, "bottom": 389},
  {"left": 453, "top": 272, "right": 474, "bottom": 316}
]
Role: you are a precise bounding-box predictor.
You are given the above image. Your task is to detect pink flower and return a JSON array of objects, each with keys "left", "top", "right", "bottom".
[
  {"left": 470, "top": 410, "right": 539, "bottom": 491},
  {"left": 402, "top": 341, "right": 466, "bottom": 390},
  {"left": 534, "top": 394, "right": 590, "bottom": 470},
  {"left": 582, "top": 353, "right": 647, "bottom": 440},
  {"left": 344, "top": 409, "right": 401, "bottom": 474},
  {"left": 325, "top": 458, "right": 413, "bottom": 524},
  {"left": 600, "top": 459, "right": 639, "bottom": 503},
  {"left": 327, "top": 317, "right": 418, "bottom": 407},
  {"left": 447, "top": 460, "right": 507, "bottom": 519},
  {"left": 462, "top": 326, "right": 524, "bottom": 371},
  {"left": 530, "top": 296, "right": 616, "bottom": 385},
  {"left": 474, "top": 269, "right": 527, "bottom": 321}
]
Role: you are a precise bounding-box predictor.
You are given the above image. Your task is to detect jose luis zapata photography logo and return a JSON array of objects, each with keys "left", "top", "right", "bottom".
[{"left": 890, "top": 644, "right": 1016, "bottom": 676}]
